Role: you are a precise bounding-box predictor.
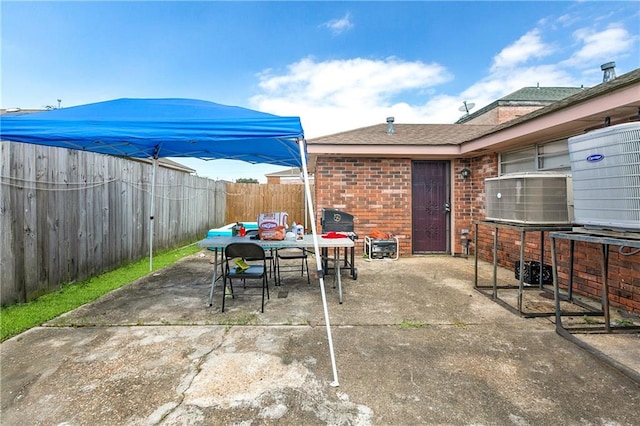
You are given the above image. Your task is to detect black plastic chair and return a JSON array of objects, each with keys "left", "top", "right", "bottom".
[
  {"left": 276, "top": 248, "right": 310, "bottom": 286},
  {"left": 222, "top": 243, "right": 269, "bottom": 313}
]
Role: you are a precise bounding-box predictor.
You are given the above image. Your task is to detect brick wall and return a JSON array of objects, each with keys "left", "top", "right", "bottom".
[
  {"left": 452, "top": 154, "right": 498, "bottom": 255},
  {"left": 464, "top": 106, "right": 544, "bottom": 125},
  {"left": 315, "top": 157, "right": 412, "bottom": 255},
  {"left": 552, "top": 240, "right": 640, "bottom": 314},
  {"left": 497, "top": 106, "right": 542, "bottom": 123},
  {"left": 460, "top": 153, "right": 640, "bottom": 315},
  {"left": 315, "top": 153, "right": 640, "bottom": 314}
]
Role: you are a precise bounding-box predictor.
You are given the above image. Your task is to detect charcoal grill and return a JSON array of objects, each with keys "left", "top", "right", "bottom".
[{"left": 320, "top": 209, "right": 358, "bottom": 280}]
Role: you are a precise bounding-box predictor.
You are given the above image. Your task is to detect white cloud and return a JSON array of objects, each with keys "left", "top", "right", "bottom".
[
  {"left": 250, "top": 15, "right": 636, "bottom": 141},
  {"left": 251, "top": 57, "right": 454, "bottom": 137},
  {"left": 321, "top": 13, "right": 354, "bottom": 35},
  {"left": 490, "top": 29, "right": 552, "bottom": 71},
  {"left": 564, "top": 24, "right": 636, "bottom": 67}
]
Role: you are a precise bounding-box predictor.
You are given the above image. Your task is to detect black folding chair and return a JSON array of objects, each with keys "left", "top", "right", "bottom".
[
  {"left": 276, "top": 248, "right": 310, "bottom": 286},
  {"left": 222, "top": 243, "right": 269, "bottom": 313},
  {"left": 245, "top": 230, "right": 276, "bottom": 282}
]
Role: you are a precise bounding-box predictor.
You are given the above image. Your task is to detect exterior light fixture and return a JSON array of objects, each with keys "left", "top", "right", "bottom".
[{"left": 460, "top": 167, "right": 471, "bottom": 179}]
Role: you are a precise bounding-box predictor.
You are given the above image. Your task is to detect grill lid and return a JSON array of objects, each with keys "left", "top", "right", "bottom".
[{"left": 321, "top": 209, "right": 355, "bottom": 233}]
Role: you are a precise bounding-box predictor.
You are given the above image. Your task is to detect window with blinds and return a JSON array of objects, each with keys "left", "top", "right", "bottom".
[{"left": 500, "top": 139, "right": 570, "bottom": 175}]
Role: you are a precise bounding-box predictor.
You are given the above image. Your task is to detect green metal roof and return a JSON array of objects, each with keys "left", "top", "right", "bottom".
[{"left": 500, "top": 87, "right": 585, "bottom": 102}]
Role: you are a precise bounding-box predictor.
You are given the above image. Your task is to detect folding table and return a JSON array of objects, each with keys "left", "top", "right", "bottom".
[{"left": 198, "top": 234, "right": 355, "bottom": 307}]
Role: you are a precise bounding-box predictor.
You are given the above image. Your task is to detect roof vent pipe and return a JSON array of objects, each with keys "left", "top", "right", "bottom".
[
  {"left": 386, "top": 117, "right": 395, "bottom": 135},
  {"left": 601, "top": 62, "right": 616, "bottom": 83}
]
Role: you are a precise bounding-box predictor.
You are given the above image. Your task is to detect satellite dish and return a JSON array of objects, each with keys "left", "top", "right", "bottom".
[{"left": 458, "top": 101, "right": 475, "bottom": 114}]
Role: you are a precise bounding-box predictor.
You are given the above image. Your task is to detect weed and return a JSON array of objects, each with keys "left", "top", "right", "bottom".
[
  {"left": 398, "top": 320, "right": 428, "bottom": 329},
  {"left": 452, "top": 319, "right": 467, "bottom": 328},
  {"left": 218, "top": 312, "right": 259, "bottom": 327},
  {"left": 583, "top": 315, "right": 600, "bottom": 325}
]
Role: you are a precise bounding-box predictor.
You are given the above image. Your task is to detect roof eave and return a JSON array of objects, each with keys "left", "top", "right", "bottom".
[
  {"left": 307, "top": 144, "right": 462, "bottom": 157},
  {"left": 460, "top": 81, "right": 640, "bottom": 154}
]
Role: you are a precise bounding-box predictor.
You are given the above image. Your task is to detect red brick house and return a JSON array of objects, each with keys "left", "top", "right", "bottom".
[
  {"left": 265, "top": 167, "right": 314, "bottom": 185},
  {"left": 308, "top": 67, "right": 640, "bottom": 314}
]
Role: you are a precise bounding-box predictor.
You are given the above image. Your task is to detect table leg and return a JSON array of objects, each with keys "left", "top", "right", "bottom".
[
  {"left": 335, "top": 247, "right": 343, "bottom": 304},
  {"left": 474, "top": 222, "right": 479, "bottom": 288},
  {"left": 551, "top": 235, "right": 564, "bottom": 331},
  {"left": 517, "top": 229, "right": 525, "bottom": 313},
  {"left": 568, "top": 240, "right": 575, "bottom": 301},
  {"left": 208, "top": 249, "right": 219, "bottom": 307},
  {"left": 601, "top": 244, "right": 611, "bottom": 333},
  {"left": 492, "top": 227, "right": 498, "bottom": 299},
  {"left": 539, "top": 231, "right": 545, "bottom": 288}
]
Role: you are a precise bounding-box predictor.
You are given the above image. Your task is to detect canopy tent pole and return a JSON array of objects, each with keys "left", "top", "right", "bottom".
[
  {"left": 298, "top": 139, "right": 340, "bottom": 387},
  {"left": 149, "top": 156, "right": 158, "bottom": 271}
]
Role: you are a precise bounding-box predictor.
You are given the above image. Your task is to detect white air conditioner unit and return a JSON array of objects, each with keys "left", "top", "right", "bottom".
[
  {"left": 485, "top": 172, "right": 573, "bottom": 224},
  {"left": 568, "top": 122, "right": 640, "bottom": 232}
]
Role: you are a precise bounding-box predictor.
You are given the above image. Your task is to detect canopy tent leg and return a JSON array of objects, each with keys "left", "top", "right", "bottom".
[
  {"left": 149, "top": 157, "right": 157, "bottom": 271},
  {"left": 298, "top": 139, "right": 340, "bottom": 387}
]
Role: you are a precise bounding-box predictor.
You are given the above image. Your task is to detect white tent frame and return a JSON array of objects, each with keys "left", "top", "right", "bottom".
[{"left": 298, "top": 139, "right": 340, "bottom": 387}]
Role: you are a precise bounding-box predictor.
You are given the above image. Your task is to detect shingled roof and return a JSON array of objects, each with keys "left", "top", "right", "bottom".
[{"left": 309, "top": 123, "right": 495, "bottom": 146}]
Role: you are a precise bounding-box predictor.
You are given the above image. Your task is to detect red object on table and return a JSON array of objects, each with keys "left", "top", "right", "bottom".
[{"left": 322, "top": 231, "right": 348, "bottom": 239}]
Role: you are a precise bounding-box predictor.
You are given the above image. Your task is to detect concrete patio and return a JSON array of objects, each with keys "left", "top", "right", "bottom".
[{"left": 1, "top": 251, "right": 639, "bottom": 425}]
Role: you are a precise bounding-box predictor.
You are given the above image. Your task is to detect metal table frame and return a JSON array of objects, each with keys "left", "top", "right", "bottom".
[
  {"left": 321, "top": 235, "right": 358, "bottom": 281},
  {"left": 550, "top": 230, "right": 640, "bottom": 334},
  {"left": 549, "top": 230, "right": 640, "bottom": 384},
  {"left": 198, "top": 235, "right": 355, "bottom": 307},
  {"left": 473, "top": 220, "right": 573, "bottom": 317}
]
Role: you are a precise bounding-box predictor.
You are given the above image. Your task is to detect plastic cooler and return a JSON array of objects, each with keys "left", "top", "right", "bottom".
[{"left": 206, "top": 222, "right": 258, "bottom": 238}]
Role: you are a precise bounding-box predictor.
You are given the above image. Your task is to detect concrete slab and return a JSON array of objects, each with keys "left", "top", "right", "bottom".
[{"left": 2, "top": 253, "right": 639, "bottom": 425}]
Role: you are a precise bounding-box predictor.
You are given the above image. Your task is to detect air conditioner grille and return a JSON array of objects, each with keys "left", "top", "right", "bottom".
[
  {"left": 485, "top": 172, "right": 572, "bottom": 224},
  {"left": 569, "top": 122, "right": 640, "bottom": 231}
]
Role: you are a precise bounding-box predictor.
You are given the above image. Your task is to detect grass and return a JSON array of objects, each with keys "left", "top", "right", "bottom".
[
  {"left": 582, "top": 315, "right": 600, "bottom": 325},
  {"left": 452, "top": 318, "right": 468, "bottom": 328},
  {"left": 0, "top": 244, "right": 202, "bottom": 342},
  {"left": 398, "top": 320, "right": 428, "bottom": 329},
  {"left": 218, "top": 312, "right": 259, "bottom": 329}
]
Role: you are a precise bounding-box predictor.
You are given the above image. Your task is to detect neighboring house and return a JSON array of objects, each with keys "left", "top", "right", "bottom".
[
  {"left": 133, "top": 157, "right": 196, "bottom": 174},
  {"left": 308, "top": 67, "right": 640, "bottom": 314},
  {"left": 265, "top": 167, "right": 314, "bottom": 185},
  {"left": 455, "top": 86, "right": 586, "bottom": 125}
]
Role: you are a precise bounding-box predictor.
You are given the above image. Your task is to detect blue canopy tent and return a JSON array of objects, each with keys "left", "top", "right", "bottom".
[{"left": 0, "top": 98, "right": 340, "bottom": 386}]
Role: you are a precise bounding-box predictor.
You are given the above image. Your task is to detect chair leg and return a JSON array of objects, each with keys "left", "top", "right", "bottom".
[
  {"left": 222, "top": 276, "right": 227, "bottom": 312},
  {"left": 276, "top": 250, "right": 311, "bottom": 285},
  {"left": 221, "top": 273, "right": 235, "bottom": 312},
  {"left": 265, "top": 274, "right": 270, "bottom": 300},
  {"left": 275, "top": 250, "right": 282, "bottom": 286},
  {"left": 264, "top": 270, "right": 271, "bottom": 312}
]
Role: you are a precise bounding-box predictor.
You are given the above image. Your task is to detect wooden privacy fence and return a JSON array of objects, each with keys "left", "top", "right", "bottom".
[
  {"left": 0, "top": 142, "right": 226, "bottom": 306},
  {"left": 225, "top": 182, "right": 314, "bottom": 227},
  {"left": 1, "top": 142, "right": 315, "bottom": 307}
]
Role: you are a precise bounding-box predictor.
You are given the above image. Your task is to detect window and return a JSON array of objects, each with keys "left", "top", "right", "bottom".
[
  {"left": 537, "top": 139, "right": 570, "bottom": 170},
  {"left": 499, "top": 139, "right": 570, "bottom": 175},
  {"left": 500, "top": 147, "right": 535, "bottom": 174}
]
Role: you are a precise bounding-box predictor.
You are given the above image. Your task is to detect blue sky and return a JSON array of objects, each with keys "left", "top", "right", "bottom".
[{"left": 2, "top": 1, "right": 639, "bottom": 182}]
